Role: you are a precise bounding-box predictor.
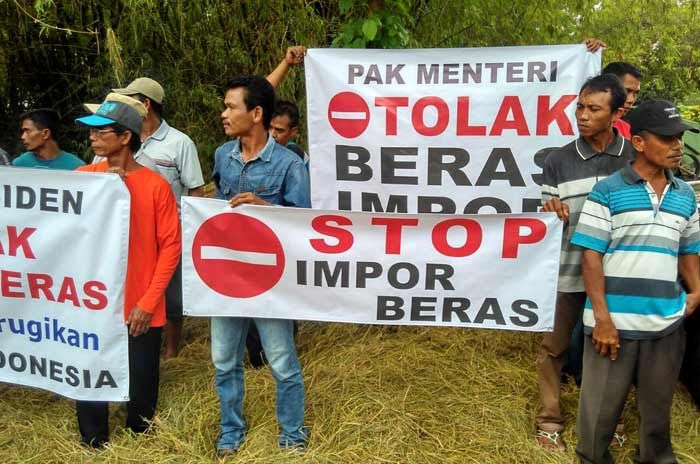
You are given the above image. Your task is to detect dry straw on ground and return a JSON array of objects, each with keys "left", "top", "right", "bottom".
[{"left": 1, "top": 319, "right": 699, "bottom": 463}]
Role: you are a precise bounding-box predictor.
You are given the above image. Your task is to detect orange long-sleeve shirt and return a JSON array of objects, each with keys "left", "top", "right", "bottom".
[{"left": 78, "top": 162, "right": 181, "bottom": 327}]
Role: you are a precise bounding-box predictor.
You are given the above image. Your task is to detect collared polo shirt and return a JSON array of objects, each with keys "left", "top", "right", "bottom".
[
  {"left": 137, "top": 120, "right": 204, "bottom": 205},
  {"left": 542, "top": 130, "right": 633, "bottom": 292},
  {"left": 212, "top": 135, "right": 310, "bottom": 208},
  {"left": 92, "top": 120, "right": 203, "bottom": 201},
  {"left": 571, "top": 162, "right": 700, "bottom": 339}
]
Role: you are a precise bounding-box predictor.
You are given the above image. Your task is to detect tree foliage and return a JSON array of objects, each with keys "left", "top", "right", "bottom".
[
  {"left": 577, "top": 0, "right": 700, "bottom": 104},
  {"left": 1, "top": 0, "right": 698, "bottom": 174}
]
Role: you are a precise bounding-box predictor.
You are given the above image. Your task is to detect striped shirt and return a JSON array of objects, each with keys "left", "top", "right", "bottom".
[
  {"left": 571, "top": 162, "right": 700, "bottom": 339},
  {"left": 542, "top": 131, "right": 634, "bottom": 292}
]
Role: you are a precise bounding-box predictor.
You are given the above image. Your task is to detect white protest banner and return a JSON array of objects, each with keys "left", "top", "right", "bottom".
[
  {"left": 0, "top": 167, "right": 130, "bottom": 401},
  {"left": 182, "top": 199, "right": 562, "bottom": 332},
  {"left": 305, "top": 45, "right": 600, "bottom": 213}
]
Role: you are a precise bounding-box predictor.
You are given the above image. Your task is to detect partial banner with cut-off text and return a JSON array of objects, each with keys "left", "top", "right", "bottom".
[{"left": 305, "top": 45, "right": 600, "bottom": 213}]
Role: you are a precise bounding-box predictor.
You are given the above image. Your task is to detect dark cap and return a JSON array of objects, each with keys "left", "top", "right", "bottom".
[{"left": 628, "top": 99, "right": 699, "bottom": 136}]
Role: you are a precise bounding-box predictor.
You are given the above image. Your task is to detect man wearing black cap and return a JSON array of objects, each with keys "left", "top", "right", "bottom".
[
  {"left": 74, "top": 94, "right": 181, "bottom": 447},
  {"left": 571, "top": 100, "right": 700, "bottom": 463}
]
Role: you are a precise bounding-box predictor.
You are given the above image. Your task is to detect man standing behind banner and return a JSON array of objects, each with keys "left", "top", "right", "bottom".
[
  {"left": 74, "top": 94, "right": 181, "bottom": 448},
  {"left": 270, "top": 99, "right": 309, "bottom": 163},
  {"left": 110, "top": 77, "right": 205, "bottom": 359},
  {"left": 535, "top": 74, "right": 633, "bottom": 451},
  {"left": 602, "top": 62, "right": 643, "bottom": 140},
  {"left": 571, "top": 99, "right": 700, "bottom": 464},
  {"left": 210, "top": 75, "right": 310, "bottom": 457},
  {"left": 13, "top": 109, "right": 84, "bottom": 170}
]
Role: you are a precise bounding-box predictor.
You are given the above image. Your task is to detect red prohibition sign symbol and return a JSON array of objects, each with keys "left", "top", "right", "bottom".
[
  {"left": 192, "top": 212, "right": 285, "bottom": 298},
  {"left": 327, "top": 91, "right": 370, "bottom": 138}
]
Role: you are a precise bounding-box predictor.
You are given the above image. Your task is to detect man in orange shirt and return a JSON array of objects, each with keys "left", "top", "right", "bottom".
[{"left": 74, "top": 94, "right": 181, "bottom": 447}]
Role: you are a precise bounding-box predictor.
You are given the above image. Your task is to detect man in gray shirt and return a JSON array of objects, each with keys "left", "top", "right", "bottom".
[
  {"left": 113, "top": 77, "right": 205, "bottom": 359},
  {"left": 535, "top": 73, "right": 633, "bottom": 451}
]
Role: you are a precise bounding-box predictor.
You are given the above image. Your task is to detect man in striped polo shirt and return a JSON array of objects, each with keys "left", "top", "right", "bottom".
[
  {"left": 572, "top": 99, "right": 700, "bottom": 463},
  {"left": 536, "top": 74, "right": 633, "bottom": 450}
]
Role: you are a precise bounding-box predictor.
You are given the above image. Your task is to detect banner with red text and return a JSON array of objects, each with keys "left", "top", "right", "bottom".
[
  {"left": 182, "top": 199, "right": 562, "bottom": 332},
  {"left": 305, "top": 45, "right": 600, "bottom": 213},
  {"left": 0, "top": 167, "right": 130, "bottom": 401}
]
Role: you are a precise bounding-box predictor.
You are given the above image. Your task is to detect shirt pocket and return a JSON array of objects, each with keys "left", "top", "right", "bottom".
[
  {"left": 251, "top": 174, "right": 284, "bottom": 203},
  {"left": 156, "top": 164, "right": 180, "bottom": 186},
  {"left": 217, "top": 175, "right": 233, "bottom": 196}
]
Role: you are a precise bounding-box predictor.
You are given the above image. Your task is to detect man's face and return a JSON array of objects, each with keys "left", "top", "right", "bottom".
[
  {"left": 221, "top": 88, "right": 256, "bottom": 138},
  {"left": 88, "top": 126, "right": 127, "bottom": 157},
  {"left": 633, "top": 131, "right": 684, "bottom": 170},
  {"left": 269, "top": 114, "right": 298, "bottom": 146},
  {"left": 575, "top": 89, "right": 620, "bottom": 138},
  {"left": 620, "top": 73, "right": 641, "bottom": 115},
  {"left": 20, "top": 119, "right": 48, "bottom": 152}
]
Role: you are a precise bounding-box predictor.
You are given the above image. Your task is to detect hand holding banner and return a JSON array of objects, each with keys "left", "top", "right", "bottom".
[
  {"left": 183, "top": 199, "right": 562, "bottom": 332},
  {"left": 305, "top": 45, "right": 600, "bottom": 213},
  {"left": 0, "top": 168, "right": 130, "bottom": 401}
]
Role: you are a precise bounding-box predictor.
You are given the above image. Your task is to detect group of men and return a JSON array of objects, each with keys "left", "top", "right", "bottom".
[
  {"left": 3, "top": 46, "right": 311, "bottom": 454},
  {"left": 536, "top": 61, "right": 700, "bottom": 464},
  {"left": 2, "top": 41, "right": 700, "bottom": 463}
]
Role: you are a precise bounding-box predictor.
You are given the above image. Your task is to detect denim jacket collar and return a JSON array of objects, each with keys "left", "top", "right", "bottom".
[{"left": 230, "top": 135, "right": 276, "bottom": 164}]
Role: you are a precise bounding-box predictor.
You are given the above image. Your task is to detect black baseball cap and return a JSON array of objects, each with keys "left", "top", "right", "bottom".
[{"left": 628, "top": 99, "right": 699, "bottom": 136}]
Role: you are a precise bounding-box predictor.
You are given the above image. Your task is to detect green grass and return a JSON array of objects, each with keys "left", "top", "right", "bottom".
[{"left": 1, "top": 319, "right": 699, "bottom": 463}]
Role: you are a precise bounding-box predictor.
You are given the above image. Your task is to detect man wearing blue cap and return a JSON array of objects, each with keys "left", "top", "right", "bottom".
[
  {"left": 73, "top": 94, "right": 181, "bottom": 448},
  {"left": 572, "top": 100, "right": 700, "bottom": 463}
]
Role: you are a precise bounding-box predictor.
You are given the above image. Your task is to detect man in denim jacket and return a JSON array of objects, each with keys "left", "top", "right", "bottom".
[{"left": 210, "top": 75, "right": 310, "bottom": 457}]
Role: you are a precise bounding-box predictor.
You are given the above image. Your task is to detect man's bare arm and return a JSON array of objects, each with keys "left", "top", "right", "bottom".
[
  {"left": 583, "top": 38, "right": 606, "bottom": 52},
  {"left": 266, "top": 46, "right": 307, "bottom": 89},
  {"left": 679, "top": 254, "right": 700, "bottom": 316},
  {"left": 187, "top": 186, "right": 204, "bottom": 197},
  {"left": 582, "top": 249, "right": 619, "bottom": 360}
]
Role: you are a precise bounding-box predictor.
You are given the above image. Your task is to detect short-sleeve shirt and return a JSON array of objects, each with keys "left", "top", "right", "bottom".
[
  {"left": 541, "top": 130, "right": 634, "bottom": 292},
  {"left": 571, "top": 162, "right": 700, "bottom": 339},
  {"left": 136, "top": 120, "right": 204, "bottom": 205},
  {"left": 212, "top": 135, "right": 310, "bottom": 208},
  {"left": 12, "top": 151, "right": 84, "bottom": 170}
]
